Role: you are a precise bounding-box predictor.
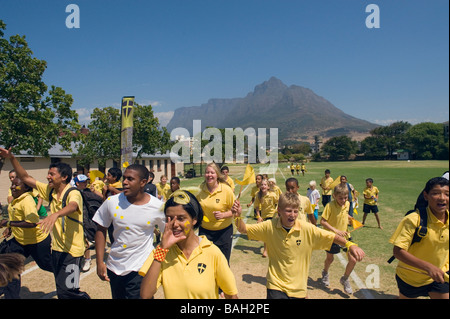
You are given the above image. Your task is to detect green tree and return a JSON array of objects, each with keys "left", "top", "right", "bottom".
[
  {"left": 321, "top": 136, "right": 358, "bottom": 161},
  {"left": 360, "top": 136, "right": 387, "bottom": 160},
  {"left": 0, "top": 20, "right": 80, "bottom": 170},
  {"left": 368, "top": 121, "right": 412, "bottom": 159},
  {"left": 76, "top": 107, "right": 121, "bottom": 168},
  {"left": 133, "top": 104, "right": 172, "bottom": 160},
  {"left": 76, "top": 104, "right": 172, "bottom": 168},
  {"left": 406, "top": 122, "right": 448, "bottom": 160}
]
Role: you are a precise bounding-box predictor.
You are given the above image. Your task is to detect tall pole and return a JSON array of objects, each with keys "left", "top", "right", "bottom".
[{"left": 121, "top": 96, "right": 135, "bottom": 170}]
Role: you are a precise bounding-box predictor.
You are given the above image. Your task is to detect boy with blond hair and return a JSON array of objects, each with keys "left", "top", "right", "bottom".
[
  {"left": 232, "top": 192, "right": 365, "bottom": 299},
  {"left": 320, "top": 184, "right": 358, "bottom": 294}
]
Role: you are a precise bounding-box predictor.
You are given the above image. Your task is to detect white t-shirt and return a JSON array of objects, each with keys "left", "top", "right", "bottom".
[
  {"left": 93, "top": 192, "right": 165, "bottom": 276},
  {"left": 306, "top": 188, "right": 321, "bottom": 210}
]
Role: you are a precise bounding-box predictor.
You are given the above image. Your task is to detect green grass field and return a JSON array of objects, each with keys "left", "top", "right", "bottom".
[{"left": 180, "top": 160, "right": 448, "bottom": 299}]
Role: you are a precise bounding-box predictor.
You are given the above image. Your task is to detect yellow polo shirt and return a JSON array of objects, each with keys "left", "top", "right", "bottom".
[
  {"left": 389, "top": 208, "right": 449, "bottom": 287},
  {"left": 363, "top": 186, "right": 379, "bottom": 206},
  {"left": 272, "top": 185, "right": 282, "bottom": 199},
  {"left": 250, "top": 185, "right": 259, "bottom": 199},
  {"left": 139, "top": 236, "right": 238, "bottom": 299},
  {"left": 246, "top": 217, "right": 335, "bottom": 298},
  {"left": 321, "top": 177, "right": 334, "bottom": 196},
  {"left": 91, "top": 179, "right": 105, "bottom": 194},
  {"left": 8, "top": 192, "right": 48, "bottom": 246},
  {"left": 196, "top": 183, "right": 235, "bottom": 231},
  {"left": 321, "top": 200, "right": 350, "bottom": 232},
  {"left": 254, "top": 192, "right": 279, "bottom": 220},
  {"left": 156, "top": 183, "right": 171, "bottom": 201},
  {"left": 35, "top": 181, "right": 85, "bottom": 257},
  {"left": 226, "top": 176, "right": 235, "bottom": 192},
  {"left": 296, "top": 194, "right": 314, "bottom": 222}
]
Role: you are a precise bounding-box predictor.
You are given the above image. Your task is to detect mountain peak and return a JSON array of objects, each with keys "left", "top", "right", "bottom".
[
  {"left": 167, "top": 78, "right": 379, "bottom": 143},
  {"left": 253, "top": 77, "right": 288, "bottom": 95}
]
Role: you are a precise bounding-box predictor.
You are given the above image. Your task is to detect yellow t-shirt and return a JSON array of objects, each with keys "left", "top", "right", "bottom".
[
  {"left": 271, "top": 185, "right": 282, "bottom": 199},
  {"left": 363, "top": 186, "right": 379, "bottom": 206},
  {"left": 320, "top": 177, "right": 334, "bottom": 196},
  {"left": 297, "top": 194, "right": 314, "bottom": 222},
  {"left": 250, "top": 186, "right": 259, "bottom": 199},
  {"left": 8, "top": 192, "right": 48, "bottom": 245},
  {"left": 156, "top": 183, "right": 171, "bottom": 201},
  {"left": 91, "top": 180, "right": 105, "bottom": 194},
  {"left": 35, "top": 181, "right": 85, "bottom": 257},
  {"left": 246, "top": 217, "right": 335, "bottom": 298},
  {"left": 321, "top": 200, "right": 350, "bottom": 233},
  {"left": 389, "top": 208, "right": 449, "bottom": 287},
  {"left": 196, "top": 183, "right": 235, "bottom": 231},
  {"left": 226, "top": 176, "right": 235, "bottom": 192},
  {"left": 254, "top": 192, "right": 279, "bottom": 220},
  {"left": 139, "top": 236, "right": 238, "bottom": 299}
]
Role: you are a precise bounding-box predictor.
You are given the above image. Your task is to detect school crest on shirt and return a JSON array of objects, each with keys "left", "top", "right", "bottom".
[
  {"left": 296, "top": 240, "right": 302, "bottom": 246},
  {"left": 197, "top": 263, "right": 207, "bottom": 274}
]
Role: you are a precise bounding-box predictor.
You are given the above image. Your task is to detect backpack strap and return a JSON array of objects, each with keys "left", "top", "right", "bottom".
[
  {"left": 388, "top": 207, "right": 428, "bottom": 264},
  {"left": 411, "top": 206, "right": 428, "bottom": 245},
  {"left": 60, "top": 187, "right": 83, "bottom": 232}
]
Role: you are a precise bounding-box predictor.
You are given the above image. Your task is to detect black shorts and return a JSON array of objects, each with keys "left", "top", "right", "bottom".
[
  {"left": 326, "top": 237, "right": 352, "bottom": 255},
  {"left": 396, "top": 274, "right": 449, "bottom": 298},
  {"left": 363, "top": 204, "right": 379, "bottom": 214},
  {"left": 199, "top": 224, "right": 233, "bottom": 263},
  {"left": 322, "top": 195, "right": 332, "bottom": 208}
]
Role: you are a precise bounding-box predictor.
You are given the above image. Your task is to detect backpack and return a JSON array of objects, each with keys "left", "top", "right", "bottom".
[
  {"left": 49, "top": 187, "right": 102, "bottom": 242},
  {"left": 387, "top": 206, "right": 428, "bottom": 264}
]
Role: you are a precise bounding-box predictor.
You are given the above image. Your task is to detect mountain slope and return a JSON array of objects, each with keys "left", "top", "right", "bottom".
[{"left": 167, "top": 77, "right": 379, "bottom": 143}]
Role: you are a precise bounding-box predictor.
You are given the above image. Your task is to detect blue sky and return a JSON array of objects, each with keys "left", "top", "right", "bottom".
[{"left": 1, "top": 0, "right": 448, "bottom": 126}]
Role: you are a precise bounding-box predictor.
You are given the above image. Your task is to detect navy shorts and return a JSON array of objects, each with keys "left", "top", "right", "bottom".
[
  {"left": 326, "top": 237, "right": 352, "bottom": 254},
  {"left": 363, "top": 204, "right": 379, "bottom": 214},
  {"left": 396, "top": 274, "right": 449, "bottom": 298}
]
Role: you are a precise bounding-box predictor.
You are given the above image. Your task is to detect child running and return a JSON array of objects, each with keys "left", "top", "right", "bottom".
[
  {"left": 254, "top": 179, "right": 279, "bottom": 257},
  {"left": 307, "top": 180, "right": 321, "bottom": 224},
  {"left": 389, "top": 177, "right": 448, "bottom": 299},
  {"left": 232, "top": 193, "right": 365, "bottom": 299},
  {"left": 362, "top": 178, "right": 382, "bottom": 229},
  {"left": 320, "top": 184, "right": 359, "bottom": 294}
]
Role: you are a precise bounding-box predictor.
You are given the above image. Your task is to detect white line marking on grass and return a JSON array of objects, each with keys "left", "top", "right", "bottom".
[
  {"left": 336, "top": 252, "right": 374, "bottom": 299},
  {"left": 277, "top": 167, "right": 286, "bottom": 181},
  {"left": 22, "top": 264, "right": 40, "bottom": 276},
  {"left": 232, "top": 185, "right": 252, "bottom": 248}
]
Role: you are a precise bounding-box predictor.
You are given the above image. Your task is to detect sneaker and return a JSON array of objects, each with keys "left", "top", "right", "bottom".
[
  {"left": 340, "top": 276, "right": 353, "bottom": 294},
  {"left": 321, "top": 270, "right": 330, "bottom": 287},
  {"left": 81, "top": 258, "right": 91, "bottom": 272}
]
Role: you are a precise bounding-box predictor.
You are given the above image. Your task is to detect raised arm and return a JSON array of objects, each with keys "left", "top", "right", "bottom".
[
  {"left": 231, "top": 200, "right": 247, "bottom": 234},
  {"left": 0, "top": 148, "right": 37, "bottom": 189}
]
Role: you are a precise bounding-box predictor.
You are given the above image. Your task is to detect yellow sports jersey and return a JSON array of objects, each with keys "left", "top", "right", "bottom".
[
  {"left": 35, "top": 181, "right": 85, "bottom": 257},
  {"left": 321, "top": 200, "right": 350, "bottom": 233},
  {"left": 196, "top": 183, "right": 235, "bottom": 231},
  {"left": 389, "top": 208, "right": 449, "bottom": 287},
  {"left": 139, "top": 236, "right": 238, "bottom": 299},
  {"left": 271, "top": 185, "right": 282, "bottom": 199},
  {"left": 297, "top": 194, "right": 314, "bottom": 222},
  {"left": 250, "top": 185, "right": 259, "bottom": 199},
  {"left": 321, "top": 177, "right": 334, "bottom": 196},
  {"left": 91, "top": 180, "right": 105, "bottom": 194},
  {"left": 8, "top": 192, "right": 48, "bottom": 245},
  {"left": 156, "top": 183, "right": 171, "bottom": 201},
  {"left": 254, "top": 192, "right": 279, "bottom": 220},
  {"left": 246, "top": 217, "right": 335, "bottom": 298},
  {"left": 226, "top": 176, "right": 235, "bottom": 192},
  {"left": 363, "top": 186, "right": 379, "bottom": 206}
]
